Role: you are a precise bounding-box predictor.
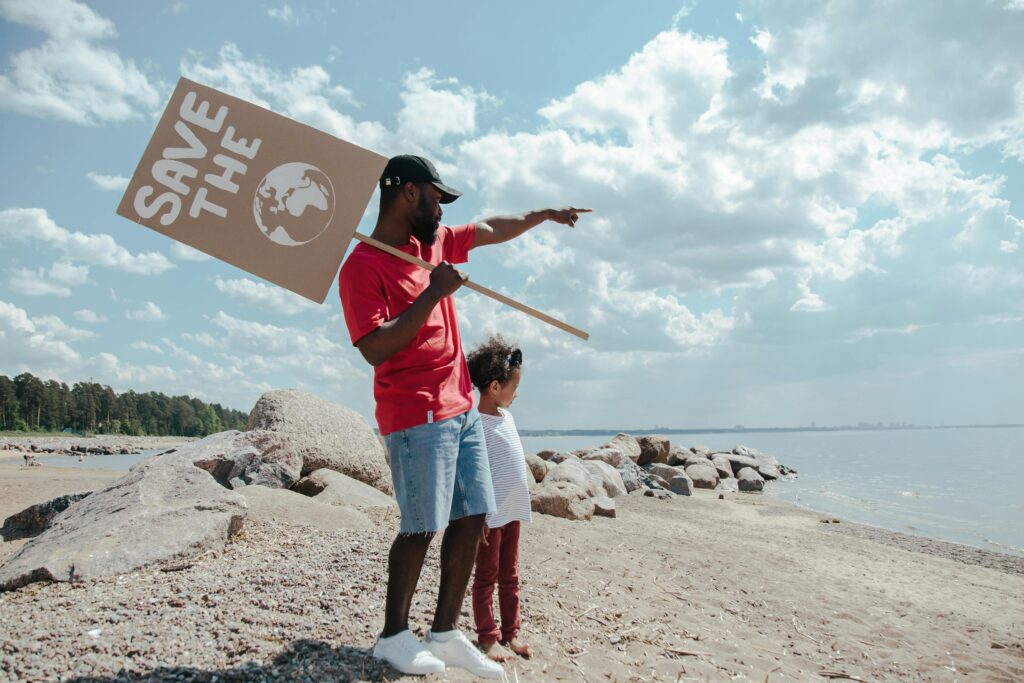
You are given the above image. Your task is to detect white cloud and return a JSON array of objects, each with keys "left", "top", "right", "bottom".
[
  {"left": 213, "top": 276, "right": 320, "bottom": 315},
  {"left": 1000, "top": 240, "right": 1019, "bottom": 253},
  {"left": 846, "top": 323, "right": 936, "bottom": 343},
  {"left": 125, "top": 302, "right": 166, "bottom": 322},
  {"left": 131, "top": 341, "right": 164, "bottom": 354},
  {"left": 208, "top": 311, "right": 364, "bottom": 384},
  {"left": 74, "top": 309, "right": 107, "bottom": 323},
  {"left": 31, "top": 315, "right": 94, "bottom": 341},
  {"left": 170, "top": 243, "right": 212, "bottom": 262},
  {"left": 0, "top": 208, "right": 174, "bottom": 275},
  {"left": 0, "top": 300, "right": 81, "bottom": 368},
  {"left": 267, "top": 4, "right": 297, "bottom": 24},
  {"left": 8, "top": 261, "right": 89, "bottom": 297},
  {"left": 0, "top": 0, "right": 161, "bottom": 124},
  {"left": 85, "top": 171, "right": 129, "bottom": 191},
  {"left": 397, "top": 68, "right": 495, "bottom": 147},
  {"left": 181, "top": 43, "right": 390, "bottom": 152}
]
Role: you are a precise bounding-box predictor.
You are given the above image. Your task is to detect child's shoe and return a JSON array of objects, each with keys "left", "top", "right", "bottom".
[
  {"left": 372, "top": 630, "right": 446, "bottom": 675},
  {"left": 426, "top": 629, "right": 505, "bottom": 679}
]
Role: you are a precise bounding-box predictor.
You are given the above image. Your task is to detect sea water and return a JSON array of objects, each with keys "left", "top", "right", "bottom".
[{"left": 519, "top": 427, "right": 1024, "bottom": 557}]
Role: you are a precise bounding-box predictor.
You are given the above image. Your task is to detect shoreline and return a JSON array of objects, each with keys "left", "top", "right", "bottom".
[{"left": 2, "top": 468, "right": 1022, "bottom": 680}]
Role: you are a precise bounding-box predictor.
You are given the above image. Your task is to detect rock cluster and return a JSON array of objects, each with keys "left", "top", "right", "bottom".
[
  {"left": 0, "top": 390, "right": 394, "bottom": 591},
  {"left": 528, "top": 433, "right": 795, "bottom": 522}
]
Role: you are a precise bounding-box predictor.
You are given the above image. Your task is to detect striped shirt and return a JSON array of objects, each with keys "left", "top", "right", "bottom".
[{"left": 479, "top": 408, "right": 533, "bottom": 528}]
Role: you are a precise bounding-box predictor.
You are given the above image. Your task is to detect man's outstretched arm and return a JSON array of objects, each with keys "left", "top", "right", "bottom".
[
  {"left": 354, "top": 262, "right": 466, "bottom": 367},
  {"left": 472, "top": 207, "right": 591, "bottom": 249}
]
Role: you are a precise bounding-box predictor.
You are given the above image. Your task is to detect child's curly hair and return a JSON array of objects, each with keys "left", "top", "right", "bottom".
[{"left": 466, "top": 334, "right": 522, "bottom": 391}]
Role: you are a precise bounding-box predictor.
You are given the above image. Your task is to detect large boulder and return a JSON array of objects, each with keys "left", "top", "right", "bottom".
[
  {"left": 0, "top": 452, "right": 246, "bottom": 591},
  {"left": 525, "top": 453, "right": 551, "bottom": 483},
  {"left": 191, "top": 430, "right": 302, "bottom": 490},
  {"left": 667, "top": 472, "right": 694, "bottom": 496},
  {"left": 650, "top": 463, "right": 686, "bottom": 482},
  {"left": 682, "top": 453, "right": 713, "bottom": 468},
  {"left": 616, "top": 460, "right": 646, "bottom": 493},
  {"left": 666, "top": 445, "right": 693, "bottom": 466},
  {"left": 711, "top": 455, "right": 734, "bottom": 480},
  {"left": 685, "top": 463, "right": 719, "bottom": 489},
  {"left": 690, "top": 445, "right": 713, "bottom": 458},
  {"left": 601, "top": 433, "right": 642, "bottom": 463},
  {"left": 578, "top": 447, "right": 629, "bottom": 468},
  {"left": 238, "top": 486, "right": 372, "bottom": 531},
  {"left": 649, "top": 464, "right": 693, "bottom": 496},
  {"left": 535, "top": 450, "right": 560, "bottom": 461},
  {"left": 737, "top": 467, "right": 765, "bottom": 492},
  {"left": 578, "top": 460, "right": 628, "bottom": 498},
  {"left": 246, "top": 389, "right": 392, "bottom": 494},
  {"left": 733, "top": 446, "right": 782, "bottom": 480},
  {"left": 1, "top": 493, "right": 92, "bottom": 541},
  {"left": 721, "top": 453, "right": 761, "bottom": 476},
  {"left": 635, "top": 436, "right": 670, "bottom": 465},
  {"left": 291, "top": 468, "right": 396, "bottom": 509},
  {"left": 530, "top": 482, "right": 595, "bottom": 521},
  {"left": 545, "top": 459, "right": 603, "bottom": 498}
]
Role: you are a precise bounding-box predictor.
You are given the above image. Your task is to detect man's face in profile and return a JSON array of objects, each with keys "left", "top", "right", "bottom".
[{"left": 410, "top": 183, "right": 442, "bottom": 245}]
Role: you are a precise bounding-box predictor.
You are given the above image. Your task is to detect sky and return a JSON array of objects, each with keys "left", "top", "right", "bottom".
[{"left": 1, "top": 0, "right": 1023, "bottom": 430}]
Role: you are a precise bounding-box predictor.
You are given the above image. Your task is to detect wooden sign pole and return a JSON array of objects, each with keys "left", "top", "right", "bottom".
[{"left": 353, "top": 233, "right": 589, "bottom": 341}]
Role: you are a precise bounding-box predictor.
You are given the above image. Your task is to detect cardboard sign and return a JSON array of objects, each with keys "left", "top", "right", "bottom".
[{"left": 117, "top": 77, "right": 387, "bottom": 303}]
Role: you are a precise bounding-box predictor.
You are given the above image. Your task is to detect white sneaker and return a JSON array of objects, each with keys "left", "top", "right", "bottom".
[
  {"left": 373, "top": 630, "right": 446, "bottom": 675},
  {"left": 426, "top": 629, "right": 505, "bottom": 679}
]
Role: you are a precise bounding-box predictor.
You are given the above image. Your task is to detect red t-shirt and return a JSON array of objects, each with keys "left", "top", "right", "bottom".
[{"left": 339, "top": 224, "right": 476, "bottom": 435}]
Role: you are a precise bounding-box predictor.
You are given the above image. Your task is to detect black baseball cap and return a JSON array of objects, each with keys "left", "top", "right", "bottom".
[{"left": 379, "top": 154, "right": 462, "bottom": 204}]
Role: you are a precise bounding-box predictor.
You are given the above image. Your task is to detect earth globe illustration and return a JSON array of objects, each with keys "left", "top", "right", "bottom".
[{"left": 252, "top": 162, "right": 336, "bottom": 246}]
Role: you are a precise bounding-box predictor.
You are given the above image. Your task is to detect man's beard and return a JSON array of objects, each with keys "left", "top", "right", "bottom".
[{"left": 410, "top": 192, "right": 439, "bottom": 245}]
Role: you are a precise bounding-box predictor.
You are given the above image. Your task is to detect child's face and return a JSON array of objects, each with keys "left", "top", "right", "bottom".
[{"left": 491, "top": 367, "right": 521, "bottom": 408}]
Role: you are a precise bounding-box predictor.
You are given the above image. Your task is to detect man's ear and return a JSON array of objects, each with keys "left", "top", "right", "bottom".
[{"left": 402, "top": 181, "right": 418, "bottom": 203}]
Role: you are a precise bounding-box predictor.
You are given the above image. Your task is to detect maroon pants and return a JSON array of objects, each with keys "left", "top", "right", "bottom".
[{"left": 471, "top": 520, "right": 521, "bottom": 643}]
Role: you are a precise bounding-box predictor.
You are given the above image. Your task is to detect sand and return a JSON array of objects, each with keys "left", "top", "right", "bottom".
[{"left": 1, "top": 454, "right": 1022, "bottom": 681}]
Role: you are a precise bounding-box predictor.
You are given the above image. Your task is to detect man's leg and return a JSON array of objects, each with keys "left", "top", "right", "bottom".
[
  {"left": 431, "top": 512, "right": 486, "bottom": 632},
  {"left": 382, "top": 531, "right": 434, "bottom": 637}
]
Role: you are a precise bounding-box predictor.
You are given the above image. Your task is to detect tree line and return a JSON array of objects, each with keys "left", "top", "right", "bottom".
[{"left": 0, "top": 372, "right": 248, "bottom": 437}]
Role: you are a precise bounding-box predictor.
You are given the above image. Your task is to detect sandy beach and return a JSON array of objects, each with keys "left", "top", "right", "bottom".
[{"left": 0, "top": 450, "right": 1021, "bottom": 682}]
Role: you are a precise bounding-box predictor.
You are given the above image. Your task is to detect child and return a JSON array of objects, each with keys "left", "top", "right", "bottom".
[{"left": 466, "top": 335, "right": 534, "bottom": 662}]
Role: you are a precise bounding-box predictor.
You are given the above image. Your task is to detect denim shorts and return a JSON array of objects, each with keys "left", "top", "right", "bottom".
[{"left": 383, "top": 408, "right": 497, "bottom": 534}]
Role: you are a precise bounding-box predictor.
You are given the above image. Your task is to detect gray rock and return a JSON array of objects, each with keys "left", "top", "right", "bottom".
[
  {"left": 650, "top": 463, "right": 686, "bottom": 482},
  {"left": 737, "top": 467, "right": 765, "bottom": 492},
  {"left": 535, "top": 449, "right": 559, "bottom": 461},
  {"left": 2, "top": 493, "right": 92, "bottom": 541},
  {"left": 616, "top": 460, "right": 645, "bottom": 492},
  {"left": 246, "top": 389, "right": 392, "bottom": 494},
  {"left": 191, "top": 430, "right": 302, "bottom": 490},
  {"left": 546, "top": 451, "right": 577, "bottom": 464},
  {"left": 635, "top": 435, "right": 670, "bottom": 465},
  {"left": 668, "top": 472, "right": 694, "bottom": 496},
  {"left": 592, "top": 496, "right": 616, "bottom": 518},
  {"left": 721, "top": 453, "right": 761, "bottom": 476},
  {"left": 643, "top": 488, "right": 675, "bottom": 500},
  {"left": 666, "top": 445, "right": 692, "bottom": 466},
  {"left": 685, "top": 463, "right": 719, "bottom": 489},
  {"left": 238, "top": 486, "right": 372, "bottom": 531},
  {"left": 578, "top": 460, "right": 628, "bottom": 498},
  {"left": 291, "top": 468, "right": 396, "bottom": 509},
  {"left": 690, "top": 445, "right": 712, "bottom": 457},
  {"left": 733, "top": 445, "right": 759, "bottom": 457},
  {"left": 525, "top": 453, "right": 550, "bottom": 483},
  {"left": 682, "top": 453, "right": 713, "bottom": 468},
  {"left": 545, "top": 459, "right": 603, "bottom": 498},
  {"left": 0, "top": 452, "right": 246, "bottom": 591},
  {"left": 601, "top": 433, "right": 642, "bottom": 463},
  {"left": 578, "top": 447, "right": 629, "bottom": 468},
  {"left": 711, "top": 455, "right": 734, "bottom": 479},
  {"left": 530, "top": 481, "right": 595, "bottom": 521}
]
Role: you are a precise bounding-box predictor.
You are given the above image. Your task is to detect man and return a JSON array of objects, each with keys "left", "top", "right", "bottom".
[{"left": 339, "top": 154, "right": 587, "bottom": 677}]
